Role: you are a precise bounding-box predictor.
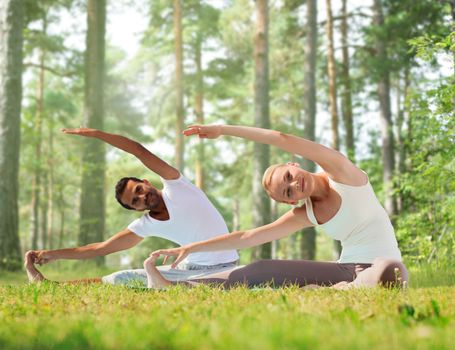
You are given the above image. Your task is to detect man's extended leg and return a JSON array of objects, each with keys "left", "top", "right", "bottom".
[{"left": 25, "top": 251, "right": 45, "bottom": 282}]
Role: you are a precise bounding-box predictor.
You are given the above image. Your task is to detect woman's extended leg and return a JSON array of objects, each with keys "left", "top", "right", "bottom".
[
  {"left": 224, "top": 260, "right": 366, "bottom": 288},
  {"left": 142, "top": 258, "right": 407, "bottom": 290},
  {"left": 188, "top": 260, "right": 370, "bottom": 288}
]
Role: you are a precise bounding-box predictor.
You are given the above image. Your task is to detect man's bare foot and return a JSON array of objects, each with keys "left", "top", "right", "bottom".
[
  {"left": 143, "top": 255, "right": 172, "bottom": 289},
  {"left": 24, "top": 251, "right": 45, "bottom": 283}
]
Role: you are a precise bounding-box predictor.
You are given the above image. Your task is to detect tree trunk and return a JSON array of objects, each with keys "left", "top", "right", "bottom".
[
  {"left": 47, "top": 120, "right": 55, "bottom": 250},
  {"left": 300, "top": 0, "right": 318, "bottom": 260},
  {"left": 325, "top": 0, "right": 342, "bottom": 259},
  {"left": 194, "top": 4, "right": 205, "bottom": 190},
  {"left": 41, "top": 167, "right": 48, "bottom": 249},
  {"left": 372, "top": 0, "right": 396, "bottom": 217},
  {"left": 79, "top": 0, "right": 106, "bottom": 265},
  {"left": 174, "top": 0, "right": 184, "bottom": 171},
  {"left": 30, "top": 17, "right": 47, "bottom": 250},
  {"left": 270, "top": 199, "right": 279, "bottom": 259},
  {"left": 232, "top": 198, "right": 240, "bottom": 232},
  {"left": 395, "top": 68, "right": 409, "bottom": 213},
  {"left": 325, "top": 0, "right": 339, "bottom": 151},
  {"left": 0, "top": 0, "right": 23, "bottom": 270},
  {"left": 252, "top": 0, "right": 271, "bottom": 260},
  {"left": 397, "top": 67, "right": 411, "bottom": 213},
  {"left": 341, "top": 0, "right": 355, "bottom": 161},
  {"left": 58, "top": 187, "right": 65, "bottom": 249}
]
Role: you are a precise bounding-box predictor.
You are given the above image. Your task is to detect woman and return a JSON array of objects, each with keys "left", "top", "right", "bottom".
[{"left": 145, "top": 125, "right": 408, "bottom": 289}]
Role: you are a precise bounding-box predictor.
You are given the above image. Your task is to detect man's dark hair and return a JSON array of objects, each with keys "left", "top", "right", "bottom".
[{"left": 115, "top": 177, "right": 143, "bottom": 210}]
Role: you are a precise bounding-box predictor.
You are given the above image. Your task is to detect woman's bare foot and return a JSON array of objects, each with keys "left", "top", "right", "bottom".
[
  {"left": 143, "top": 255, "right": 172, "bottom": 289},
  {"left": 24, "top": 251, "right": 46, "bottom": 283}
]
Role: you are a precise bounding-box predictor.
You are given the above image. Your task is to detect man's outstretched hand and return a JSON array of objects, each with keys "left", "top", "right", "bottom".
[
  {"left": 62, "top": 127, "right": 99, "bottom": 138},
  {"left": 183, "top": 124, "right": 222, "bottom": 139},
  {"left": 24, "top": 250, "right": 54, "bottom": 265}
]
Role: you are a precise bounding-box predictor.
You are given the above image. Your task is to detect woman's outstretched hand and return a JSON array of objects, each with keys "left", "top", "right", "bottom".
[
  {"left": 62, "top": 127, "right": 99, "bottom": 138},
  {"left": 151, "top": 246, "right": 190, "bottom": 268},
  {"left": 183, "top": 124, "right": 222, "bottom": 139}
]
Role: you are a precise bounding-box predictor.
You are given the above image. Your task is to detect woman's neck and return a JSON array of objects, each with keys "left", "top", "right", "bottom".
[{"left": 309, "top": 172, "right": 331, "bottom": 201}]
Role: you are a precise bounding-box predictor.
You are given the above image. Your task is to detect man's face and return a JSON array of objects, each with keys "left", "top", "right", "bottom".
[
  {"left": 120, "top": 179, "right": 161, "bottom": 211},
  {"left": 268, "top": 163, "right": 313, "bottom": 205}
]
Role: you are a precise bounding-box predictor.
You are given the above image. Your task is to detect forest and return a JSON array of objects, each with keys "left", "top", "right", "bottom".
[
  {"left": 1, "top": 1, "right": 454, "bottom": 349},
  {"left": 0, "top": 0, "right": 454, "bottom": 272}
]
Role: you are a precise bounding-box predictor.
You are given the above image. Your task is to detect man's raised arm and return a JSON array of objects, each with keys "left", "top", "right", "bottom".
[
  {"left": 62, "top": 128, "right": 179, "bottom": 180},
  {"left": 29, "top": 229, "right": 143, "bottom": 265}
]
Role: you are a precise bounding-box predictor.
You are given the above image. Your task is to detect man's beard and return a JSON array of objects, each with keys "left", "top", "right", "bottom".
[{"left": 146, "top": 190, "right": 160, "bottom": 210}]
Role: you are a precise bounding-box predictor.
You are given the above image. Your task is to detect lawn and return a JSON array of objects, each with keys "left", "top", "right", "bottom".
[{"left": 0, "top": 264, "right": 454, "bottom": 350}]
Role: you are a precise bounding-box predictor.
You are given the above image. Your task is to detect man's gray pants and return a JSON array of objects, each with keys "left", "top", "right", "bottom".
[{"left": 102, "top": 261, "right": 239, "bottom": 287}]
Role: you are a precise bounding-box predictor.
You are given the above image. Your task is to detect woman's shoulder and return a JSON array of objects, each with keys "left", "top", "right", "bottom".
[{"left": 324, "top": 163, "right": 369, "bottom": 187}]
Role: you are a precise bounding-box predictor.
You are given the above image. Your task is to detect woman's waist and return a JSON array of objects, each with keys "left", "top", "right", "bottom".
[{"left": 339, "top": 240, "right": 402, "bottom": 264}]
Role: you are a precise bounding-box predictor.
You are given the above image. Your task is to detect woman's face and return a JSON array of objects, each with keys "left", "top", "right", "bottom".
[{"left": 267, "top": 163, "right": 313, "bottom": 205}]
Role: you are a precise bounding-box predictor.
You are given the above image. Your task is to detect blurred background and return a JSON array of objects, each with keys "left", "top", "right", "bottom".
[{"left": 0, "top": 0, "right": 453, "bottom": 274}]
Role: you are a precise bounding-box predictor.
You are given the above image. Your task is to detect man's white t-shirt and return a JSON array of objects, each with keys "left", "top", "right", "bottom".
[{"left": 128, "top": 174, "right": 239, "bottom": 266}]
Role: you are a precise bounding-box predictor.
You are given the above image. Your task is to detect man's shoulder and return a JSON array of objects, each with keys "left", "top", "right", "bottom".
[{"left": 163, "top": 174, "right": 202, "bottom": 194}]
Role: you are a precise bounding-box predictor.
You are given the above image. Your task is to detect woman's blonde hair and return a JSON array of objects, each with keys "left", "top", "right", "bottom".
[{"left": 262, "top": 163, "right": 286, "bottom": 201}]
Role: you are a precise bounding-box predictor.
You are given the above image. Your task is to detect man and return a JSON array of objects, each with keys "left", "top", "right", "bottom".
[{"left": 25, "top": 128, "right": 238, "bottom": 286}]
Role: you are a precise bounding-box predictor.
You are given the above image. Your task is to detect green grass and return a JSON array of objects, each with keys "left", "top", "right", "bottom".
[{"left": 0, "top": 265, "right": 454, "bottom": 350}]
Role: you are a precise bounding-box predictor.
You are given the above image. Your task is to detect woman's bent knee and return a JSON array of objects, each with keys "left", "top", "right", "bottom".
[{"left": 377, "top": 259, "right": 409, "bottom": 287}]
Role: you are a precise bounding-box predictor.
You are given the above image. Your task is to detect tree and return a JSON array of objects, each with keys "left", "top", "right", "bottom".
[
  {"left": 372, "top": 0, "right": 396, "bottom": 217},
  {"left": 340, "top": 0, "right": 355, "bottom": 161},
  {"left": 300, "top": 0, "right": 317, "bottom": 260},
  {"left": 325, "top": 0, "right": 342, "bottom": 258},
  {"left": 0, "top": 0, "right": 23, "bottom": 270},
  {"left": 185, "top": 0, "right": 219, "bottom": 191},
  {"left": 194, "top": 5, "right": 205, "bottom": 190},
  {"left": 252, "top": 0, "right": 271, "bottom": 259},
  {"left": 174, "top": 0, "right": 184, "bottom": 171},
  {"left": 29, "top": 10, "right": 48, "bottom": 250},
  {"left": 325, "top": 0, "right": 339, "bottom": 151},
  {"left": 79, "top": 0, "right": 106, "bottom": 264}
]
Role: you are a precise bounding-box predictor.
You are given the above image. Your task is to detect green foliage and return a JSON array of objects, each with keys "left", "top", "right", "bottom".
[
  {"left": 10, "top": 0, "right": 454, "bottom": 270},
  {"left": 395, "top": 33, "right": 455, "bottom": 265}
]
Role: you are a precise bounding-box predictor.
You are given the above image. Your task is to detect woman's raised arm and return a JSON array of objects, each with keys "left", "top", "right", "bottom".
[{"left": 184, "top": 124, "right": 365, "bottom": 184}]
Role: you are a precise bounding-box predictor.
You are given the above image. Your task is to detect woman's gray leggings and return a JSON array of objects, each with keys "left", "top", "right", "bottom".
[{"left": 186, "top": 258, "right": 408, "bottom": 288}]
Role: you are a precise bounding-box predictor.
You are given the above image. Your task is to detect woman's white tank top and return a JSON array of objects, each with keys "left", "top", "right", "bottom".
[{"left": 304, "top": 176, "right": 402, "bottom": 264}]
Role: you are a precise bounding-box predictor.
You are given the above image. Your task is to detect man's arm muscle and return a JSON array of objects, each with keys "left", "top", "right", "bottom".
[
  {"left": 37, "top": 229, "right": 143, "bottom": 262},
  {"left": 62, "top": 128, "right": 180, "bottom": 180}
]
